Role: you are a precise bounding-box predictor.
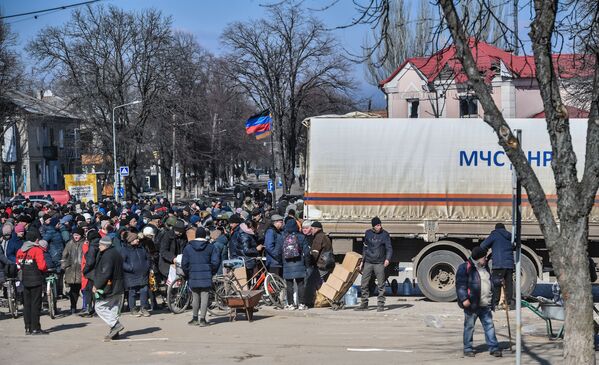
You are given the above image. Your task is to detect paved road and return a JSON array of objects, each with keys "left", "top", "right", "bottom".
[{"left": 1, "top": 296, "right": 565, "bottom": 365}]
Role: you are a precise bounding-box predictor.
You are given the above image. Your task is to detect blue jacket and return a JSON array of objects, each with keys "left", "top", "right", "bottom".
[
  {"left": 182, "top": 239, "right": 220, "bottom": 288},
  {"left": 282, "top": 220, "right": 310, "bottom": 280},
  {"left": 239, "top": 230, "right": 260, "bottom": 270},
  {"left": 42, "top": 223, "right": 64, "bottom": 270},
  {"left": 121, "top": 244, "right": 151, "bottom": 288},
  {"left": 212, "top": 235, "right": 229, "bottom": 275},
  {"left": 264, "top": 226, "right": 283, "bottom": 268},
  {"left": 6, "top": 233, "right": 23, "bottom": 263},
  {"left": 228, "top": 226, "right": 241, "bottom": 259},
  {"left": 456, "top": 258, "right": 495, "bottom": 312},
  {"left": 363, "top": 229, "right": 393, "bottom": 264},
  {"left": 480, "top": 228, "right": 514, "bottom": 269}
]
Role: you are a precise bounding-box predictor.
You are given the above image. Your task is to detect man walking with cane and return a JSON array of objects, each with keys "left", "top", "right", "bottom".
[{"left": 94, "top": 236, "right": 125, "bottom": 341}]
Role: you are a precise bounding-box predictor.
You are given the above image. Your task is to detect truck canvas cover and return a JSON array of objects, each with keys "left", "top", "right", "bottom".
[{"left": 304, "top": 118, "right": 597, "bottom": 225}]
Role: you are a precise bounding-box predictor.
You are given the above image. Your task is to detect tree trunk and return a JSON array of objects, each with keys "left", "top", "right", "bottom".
[{"left": 550, "top": 217, "right": 595, "bottom": 364}]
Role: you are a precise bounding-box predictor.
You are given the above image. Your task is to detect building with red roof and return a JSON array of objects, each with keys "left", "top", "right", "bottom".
[{"left": 379, "top": 39, "right": 590, "bottom": 119}]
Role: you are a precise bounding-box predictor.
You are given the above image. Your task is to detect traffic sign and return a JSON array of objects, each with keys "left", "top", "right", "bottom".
[
  {"left": 277, "top": 178, "right": 283, "bottom": 187},
  {"left": 119, "top": 166, "right": 129, "bottom": 176},
  {"left": 267, "top": 179, "right": 274, "bottom": 192},
  {"left": 118, "top": 187, "right": 125, "bottom": 197}
]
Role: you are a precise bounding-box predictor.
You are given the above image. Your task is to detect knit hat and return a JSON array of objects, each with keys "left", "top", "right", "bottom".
[
  {"left": 495, "top": 223, "right": 506, "bottom": 230},
  {"left": 99, "top": 236, "right": 113, "bottom": 246},
  {"left": 74, "top": 227, "right": 85, "bottom": 237},
  {"left": 189, "top": 215, "right": 200, "bottom": 226},
  {"left": 126, "top": 232, "right": 138, "bottom": 243},
  {"left": 173, "top": 220, "right": 186, "bottom": 233},
  {"left": 15, "top": 223, "right": 26, "bottom": 234},
  {"left": 371, "top": 217, "right": 382, "bottom": 227},
  {"left": 229, "top": 214, "right": 243, "bottom": 224},
  {"left": 311, "top": 221, "right": 323, "bottom": 229},
  {"left": 165, "top": 216, "right": 178, "bottom": 227},
  {"left": 471, "top": 246, "right": 488, "bottom": 260},
  {"left": 195, "top": 227, "right": 208, "bottom": 239}
]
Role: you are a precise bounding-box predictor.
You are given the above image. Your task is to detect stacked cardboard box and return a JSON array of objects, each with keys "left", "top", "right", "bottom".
[{"left": 318, "top": 251, "right": 362, "bottom": 301}]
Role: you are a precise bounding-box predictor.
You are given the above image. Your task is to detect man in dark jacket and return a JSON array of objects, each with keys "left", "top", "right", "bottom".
[
  {"left": 158, "top": 220, "right": 187, "bottom": 278},
  {"left": 264, "top": 215, "right": 284, "bottom": 276},
  {"left": 310, "top": 221, "right": 333, "bottom": 281},
  {"left": 93, "top": 236, "right": 125, "bottom": 341},
  {"left": 356, "top": 217, "right": 393, "bottom": 312},
  {"left": 481, "top": 223, "right": 514, "bottom": 307},
  {"left": 456, "top": 247, "right": 501, "bottom": 358},
  {"left": 182, "top": 227, "right": 220, "bottom": 327},
  {"left": 227, "top": 214, "right": 243, "bottom": 259},
  {"left": 121, "top": 232, "right": 151, "bottom": 317}
]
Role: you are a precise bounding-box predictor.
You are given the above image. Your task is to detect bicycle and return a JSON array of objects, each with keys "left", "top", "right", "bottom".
[
  {"left": 1, "top": 278, "right": 19, "bottom": 318},
  {"left": 45, "top": 272, "right": 58, "bottom": 319},
  {"left": 166, "top": 271, "right": 232, "bottom": 316},
  {"left": 218, "top": 257, "right": 287, "bottom": 309}
]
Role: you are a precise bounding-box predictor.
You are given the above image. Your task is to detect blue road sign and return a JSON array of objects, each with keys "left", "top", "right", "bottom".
[
  {"left": 277, "top": 178, "right": 283, "bottom": 187},
  {"left": 267, "top": 179, "right": 274, "bottom": 192},
  {"left": 118, "top": 187, "right": 125, "bottom": 197},
  {"left": 119, "top": 166, "right": 129, "bottom": 176}
]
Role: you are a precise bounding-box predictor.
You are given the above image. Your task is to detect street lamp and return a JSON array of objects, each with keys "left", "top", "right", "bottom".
[
  {"left": 112, "top": 100, "right": 141, "bottom": 202},
  {"left": 171, "top": 118, "right": 195, "bottom": 203}
]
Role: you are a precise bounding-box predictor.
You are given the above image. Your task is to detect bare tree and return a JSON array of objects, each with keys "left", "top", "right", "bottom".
[
  {"left": 0, "top": 17, "right": 24, "bottom": 121},
  {"left": 351, "top": 0, "right": 599, "bottom": 362},
  {"left": 221, "top": 3, "right": 352, "bottom": 193},
  {"left": 27, "top": 5, "right": 174, "bottom": 196}
]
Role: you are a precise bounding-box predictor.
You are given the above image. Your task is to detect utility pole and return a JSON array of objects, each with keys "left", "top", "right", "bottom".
[
  {"left": 171, "top": 114, "right": 176, "bottom": 204},
  {"left": 513, "top": 0, "right": 519, "bottom": 55}
]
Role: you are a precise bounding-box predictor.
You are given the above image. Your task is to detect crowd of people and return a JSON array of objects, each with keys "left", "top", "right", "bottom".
[{"left": 0, "top": 190, "right": 336, "bottom": 340}]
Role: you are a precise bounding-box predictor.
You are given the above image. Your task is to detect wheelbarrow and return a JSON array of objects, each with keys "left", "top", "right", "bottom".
[
  {"left": 521, "top": 296, "right": 565, "bottom": 339},
  {"left": 225, "top": 289, "right": 263, "bottom": 322}
]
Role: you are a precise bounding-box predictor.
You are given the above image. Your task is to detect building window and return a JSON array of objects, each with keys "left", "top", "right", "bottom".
[
  {"left": 459, "top": 96, "right": 478, "bottom": 117},
  {"left": 58, "top": 129, "right": 64, "bottom": 149},
  {"left": 408, "top": 99, "right": 419, "bottom": 118}
]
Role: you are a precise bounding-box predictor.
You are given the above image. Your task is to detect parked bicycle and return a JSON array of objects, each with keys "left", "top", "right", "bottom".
[
  {"left": 1, "top": 278, "right": 19, "bottom": 318},
  {"left": 45, "top": 271, "right": 58, "bottom": 319},
  {"left": 166, "top": 268, "right": 230, "bottom": 316}
]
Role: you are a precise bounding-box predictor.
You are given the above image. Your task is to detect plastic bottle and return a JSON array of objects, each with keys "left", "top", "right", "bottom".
[{"left": 344, "top": 286, "right": 358, "bottom": 306}]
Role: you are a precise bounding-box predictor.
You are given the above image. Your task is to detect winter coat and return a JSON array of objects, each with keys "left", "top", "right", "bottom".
[
  {"left": 181, "top": 239, "right": 220, "bottom": 288},
  {"left": 0, "top": 242, "right": 11, "bottom": 283},
  {"left": 61, "top": 237, "right": 85, "bottom": 284},
  {"left": 282, "top": 220, "right": 310, "bottom": 280},
  {"left": 212, "top": 235, "right": 229, "bottom": 275},
  {"left": 363, "top": 229, "right": 393, "bottom": 264},
  {"left": 16, "top": 241, "right": 48, "bottom": 287},
  {"left": 42, "top": 223, "right": 65, "bottom": 270},
  {"left": 93, "top": 245, "right": 124, "bottom": 297},
  {"left": 228, "top": 226, "right": 242, "bottom": 259},
  {"left": 264, "top": 226, "right": 283, "bottom": 268},
  {"left": 60, "top": 225, "right": 71, "bottom": 244},
  {"left": 159, "top": 229, "right": 186, "bottom": 277},
  {"left": 239, "top": 228, "right": 259, "bottom": 270},
  {"left": 6, "top": 233, "right": 23, "bottom": 263},
  {"left": 456, "top": 257, "right": 495, "bottom": 312},
  {"left": 311, "top": 230, "right": 333, "bottom": 269},
  {"left": 82, "top": 232, "right": 101, "bottom": 286},
  {"left": 480, "top": 228, "right": 514, "bottom": 269},
  {"left": 121, "top": 244, "right": 151, "bottom": 288}
]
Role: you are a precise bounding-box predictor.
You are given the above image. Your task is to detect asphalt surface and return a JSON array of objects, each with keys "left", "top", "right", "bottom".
[{"left": 1, "top": 294, "right": 566, "bottom": 365}]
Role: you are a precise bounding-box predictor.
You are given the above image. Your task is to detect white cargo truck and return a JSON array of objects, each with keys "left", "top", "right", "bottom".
[{"left": 303, "top": 117, "right": 599, "bottom": 302}]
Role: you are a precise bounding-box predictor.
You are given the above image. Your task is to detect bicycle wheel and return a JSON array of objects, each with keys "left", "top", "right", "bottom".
[
  {"left": 47, "top": 282, "right": 56, "bottom": 319},
  {"left": 263, "top": 273, "right": 287, "bottom": 309},
  {"left": 207, "top": 277, "right": 234, "bottom": 316},
  {"left": 166, "top": 277, "right": 191, "bottom": 314},
  {"left": 7, "top": 282, "right": 18, "bottom": 319}
]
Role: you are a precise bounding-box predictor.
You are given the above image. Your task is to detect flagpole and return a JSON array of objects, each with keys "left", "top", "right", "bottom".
[{"left": 270, "top": 120, "right": 277, "bottom": 205}]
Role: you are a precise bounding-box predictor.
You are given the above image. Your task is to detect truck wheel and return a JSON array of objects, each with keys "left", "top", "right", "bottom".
[
  {"left": 519, "top": 255, "right": 537, "bottom": 297},
  {"left": 416, "top": 250, "right": 463, "bottom": 302}
]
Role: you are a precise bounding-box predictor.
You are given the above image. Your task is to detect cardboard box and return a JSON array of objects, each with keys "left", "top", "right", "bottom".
[
  {"left": 326, "top": 275, "right": 346, "bottom": 292},
  {"left": 318, "top": 283, "right": 338, "bottom": 301},
  {"left": 342, "top": 251, "right": 362, "bottom": 271},
  {"left": 331, "top": 265, "right": 352, "bottom": 283},
  {"left": 234, "top": 267, "right": 248, "bottom": 288}
]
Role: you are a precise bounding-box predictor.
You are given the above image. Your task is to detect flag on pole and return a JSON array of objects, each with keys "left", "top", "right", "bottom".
[{"left": 245, "top": 110, "right": 272, "bottom": 135}]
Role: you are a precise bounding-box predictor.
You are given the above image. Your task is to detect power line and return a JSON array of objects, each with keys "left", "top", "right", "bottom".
[{"left": 0, "top": 0, "right": 101, "bottom": 20}]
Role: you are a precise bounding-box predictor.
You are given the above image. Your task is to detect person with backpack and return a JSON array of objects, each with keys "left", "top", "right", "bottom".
[
  {"left": 264, "top": 215, "right": 284, "bottom": 276},
  {"left": 16, "top": 236, "right": 49, "bottom": 335},
  {"left": 456, "top": 246, "right": 501, "bottom": 358},
  {"left": 282, "top": 219, "right": 310, "bottom": 310},
  {"left": 310, "top": 221, "right": 334, "bottom": 282},
  {"left": 355, "top": 217, "right": 392, "bottom": 312}
]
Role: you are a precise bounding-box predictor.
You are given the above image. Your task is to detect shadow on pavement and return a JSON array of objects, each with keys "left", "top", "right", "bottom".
[
  {"left": 119, "top": 326, "right": 162, "bottom": 338},
  {"left": 48, "top": 322, "right": 89, "bottom": 332}
]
